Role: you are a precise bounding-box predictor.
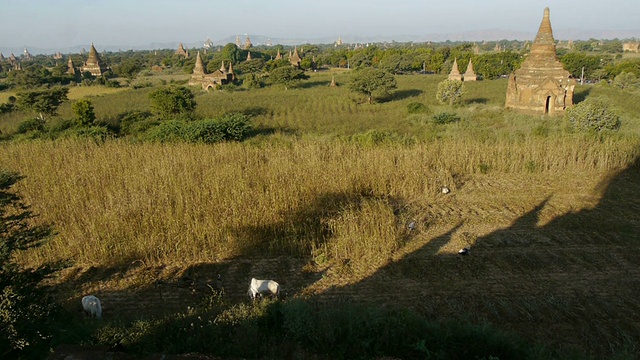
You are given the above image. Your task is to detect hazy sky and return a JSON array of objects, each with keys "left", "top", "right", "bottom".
[{"left": 1, "top": 0, "right": 638, "bottom": 49}]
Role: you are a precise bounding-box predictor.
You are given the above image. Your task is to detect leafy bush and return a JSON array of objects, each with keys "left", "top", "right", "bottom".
[
  {"left": 72, "top": 99, "right": 96, "bottom": 126},
  {"left": 16, "top": 117, "right": 46, "bottom": 134},
  {"left": 406, "top": 102, "right": 430, "bottom": 114},
  {"left": 565, "top": 99, "right": 621, "bottom": 132},
  {"left": 143, "top": 120, "right": 187, "bottom": 143},
  {"left": 433, "top": 112, "right": 461, "bottom": 124},
  {"left": 0, "top": 102, "right": 14, "bottom": 114},
  {"left": 436, "top": 79, "right": 466, "bottom": 106},
  {"left": 143, "top": 114, "right": 252, "bottom": 143},
  {"left": 118, "top": 111, "right": 154, "bottom": 135},
  {"left": 218, "top": 113, "right": 252, "bottom": 141}
]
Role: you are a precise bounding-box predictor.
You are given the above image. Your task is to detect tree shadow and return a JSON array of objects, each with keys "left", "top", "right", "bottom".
[
  {"left": 466, "top": 97, "right": 489, "bottom": 104},
  {"left": 573, "top": 86, "right": 592, "bottom": 104},
  {"left": 392, "top": 89, "right": 423, "bottom": 101},
  {"left": 298, "top": 80, "right": 331, "bottom": 89}
]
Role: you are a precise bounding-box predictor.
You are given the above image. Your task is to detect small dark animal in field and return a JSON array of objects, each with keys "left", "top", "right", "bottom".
[{"left": 458, "top": 248, "right": 469, "bottom": 255}]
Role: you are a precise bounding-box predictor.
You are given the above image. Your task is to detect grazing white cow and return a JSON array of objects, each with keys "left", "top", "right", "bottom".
[
  {"left": 458, "top": 247, "right": 469, "bottom": 255},
  {"left": 247, "top": 278, "right": 280, "bottom": 300},
  {"left": 82, "top": 295, "right": 102, "bottom": 319},
  {"left": 441, "top": 186, "right": 451, "bottom": 194}
]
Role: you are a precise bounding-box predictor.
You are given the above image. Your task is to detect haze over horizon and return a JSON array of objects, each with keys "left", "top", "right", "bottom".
[{"left": 1, "top": 0, "right": 639, "bottom": 52}]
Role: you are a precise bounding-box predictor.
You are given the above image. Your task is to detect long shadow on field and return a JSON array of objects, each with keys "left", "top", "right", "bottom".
[
  {"left": 298, "top": 80, "right": 331, "bottom": 89},
  {"left": 393, "top": 89, "right": 423, "bottom": 101},
  {"left": 315, "top": 154, "right": 640, "bottom": 357}
]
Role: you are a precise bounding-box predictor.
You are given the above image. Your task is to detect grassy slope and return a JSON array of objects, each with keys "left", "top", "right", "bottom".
[{"left": 1, "top": 72, "right": 640, "bottom": 357}]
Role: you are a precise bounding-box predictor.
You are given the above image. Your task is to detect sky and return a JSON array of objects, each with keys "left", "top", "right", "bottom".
[{"left": 1, "top": 0, "right": 639, "bottom": 50}]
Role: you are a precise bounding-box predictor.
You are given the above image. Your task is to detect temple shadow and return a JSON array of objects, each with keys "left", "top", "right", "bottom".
[{"left": 307, "top": 153, "right": 640, "bottom": 356}]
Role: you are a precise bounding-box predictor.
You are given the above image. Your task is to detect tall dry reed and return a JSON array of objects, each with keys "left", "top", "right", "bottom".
[{"left": 1, "top": 136, "right": 638, "bottom": 267}]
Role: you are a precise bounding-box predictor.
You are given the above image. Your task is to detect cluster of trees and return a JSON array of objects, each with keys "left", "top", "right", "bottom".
[{"left": 2, "top": 38, "right": 639, "bottom": 92}]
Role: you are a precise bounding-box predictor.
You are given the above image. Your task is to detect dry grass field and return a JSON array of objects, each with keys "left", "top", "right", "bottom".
[{"left": 1, "top": 71, "right": 640, "bottom": 357}]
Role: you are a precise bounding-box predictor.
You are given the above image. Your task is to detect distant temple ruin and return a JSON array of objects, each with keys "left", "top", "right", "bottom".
[
  {"left": 623, "top": 42, "right": 639, "bottom": 53},
  {"left": 175, "top": 43, "right": 189, "bottom": 58},
  {"left": 188, "top": 51, "right": 235, "bottom": 90},
  {"left": 505, "top": 8, "right": 575, "bottom": 115},
  {"left": 81, "top": 43, "right": 108, "bottom": 76},
  {"left": 244, "top": 36, "right": 253, "bottom": 50}
]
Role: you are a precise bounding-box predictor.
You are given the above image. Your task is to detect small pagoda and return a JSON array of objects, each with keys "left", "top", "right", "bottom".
[
  {"left": 67, "top": 56, "right": 78, "bottom": 76},
  {"left": 505, "top": 8, "right": 575, "bottom": 115},
  {"left": 289, "top": 46, "right": 301, "bottom": 67},
  {"left": 81, "top": 43, "right": 108, "bottom": 76},
  {"left": 463, "top": 59, "right": 477, "bottom": 82},
  {"left": 448, "top": 58, "right": 462, "bottom": 81},
  {"left": 175, "top": 43, "right": 189, "bottom": 58}
]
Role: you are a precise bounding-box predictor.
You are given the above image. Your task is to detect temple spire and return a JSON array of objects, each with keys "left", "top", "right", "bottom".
[
  {"left": 530, "top": 7, "right": 558, "bottom": 60},
  {"left": 448, "top": 58, "right": 462, "bottom": 81},
  {"left": 193, "top": 51, "right": 205, "bottom": 75}
]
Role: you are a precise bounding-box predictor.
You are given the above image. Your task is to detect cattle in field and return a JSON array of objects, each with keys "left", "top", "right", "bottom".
[
  {"left": 247, "top": 278, "right": 280, "bottom": 300},
  {"left": 441, "top": 186, "right": 451, "bottom": 194},
  {"left": 82, "top": 295, "right": 102, "bottom": 319}
]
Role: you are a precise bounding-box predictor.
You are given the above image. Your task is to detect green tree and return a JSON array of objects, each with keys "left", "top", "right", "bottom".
[
  {"left": 16, "top": 87, "right": 69, "bottom": 120},
  {"left": 148, "top": 86, "right": 196, "bottom": 120},
  {"left": 348, "top": 68, "right": 397, "bottom": 104},
  {"left": 565, "top": 99, "right": 620, "bottom": 132},
  {"left": 269, "top": 66, "right": 308, "bottom": 90},
  {"left": 221, "top": 43, "right": 243, "bottom": 65},
  {"left": 613, "top": 72, "right": 639, "bottom": 89},
  {"left": 115, "top": 58, "right": 142, "bottom": 82},
  {"left": 1, "top": 170, "right": 55, "bottom": 359},
  {"left": 436, "top": 79, "right": 466, "bottom": 106},
  {"left": 71, "top": 99, "right": 96, "bottom": 126},
  {"left": 560, "top": 52, "right": 602, "bottom": 79}
]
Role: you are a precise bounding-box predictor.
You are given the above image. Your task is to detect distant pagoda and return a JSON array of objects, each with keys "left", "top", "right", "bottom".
[
  {"left": 448, "top": 58, "right": 462, "bottom": 81},
  {"left": 505, "top": 8, "right": 575, "bottom": 115},
  {"left": 175, "top": 43, "right": 189, "bottom": 58},
  {"left": 244, "top": 36, "right": 252, "bottom": 50},
  {"left": 81, "top": 43, "right": 108, "bottom": 76},
  {"left": 463, "top": 59, "right": 477, "bottom": 82},
  {"left": 289, "top": 46, "right": 301, "bottom": 67}
]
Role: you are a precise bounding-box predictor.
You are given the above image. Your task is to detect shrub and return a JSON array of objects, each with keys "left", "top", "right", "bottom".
[
  {"left": 71, "top": 99, "right": 96, "bottom": 126},
  {"left": 143, "top": 120, "right": 187, "bottom": 142},
  {"left": 432, "top": 112, "right": 460, "bottom": 124},
  {"left": 219, "top": 113, "right": 252, "bottom": 141},
  {"left": 565, "top": 99, "right": 620, "bottom": 132},
  {"left": 436, "top": 79, "right": 466, "bottom": 106},
  {"left": 0, "top": 102, "right": 14, "bottom": 114},
  {"left": 406, "top": 102, "right": 430, "bottom": 114},
  {"left": 119, "top": 111, "right": 154, "bottom": 135},
  {"left": 16, "top": 117, "right": 46, "bottom": 134}
]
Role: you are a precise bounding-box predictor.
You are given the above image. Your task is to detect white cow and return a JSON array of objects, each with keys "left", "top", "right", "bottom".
[
  {"left": 247, "top": 278, "right": 280, "bottom": 300},
  {"left": 82, "top": 295, "right": 102, "bottom": 319}
]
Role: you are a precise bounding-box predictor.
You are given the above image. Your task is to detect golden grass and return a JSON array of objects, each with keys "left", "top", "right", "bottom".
[{"left": 1, "top": 136, "right": 638, "bottom": 269}]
